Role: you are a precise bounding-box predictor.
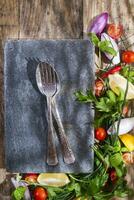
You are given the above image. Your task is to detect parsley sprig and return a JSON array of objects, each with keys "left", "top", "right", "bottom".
[{"left": 75, "top": 88, "right": 126, "bottom": 128}]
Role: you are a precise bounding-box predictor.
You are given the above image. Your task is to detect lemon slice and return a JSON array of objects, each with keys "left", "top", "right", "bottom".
[
  {"left": 119, "top": 133, "right": 134, "bottom": 152},
  {"left": 108, "top": 74, "right": 134, "bottom": 100},
  {"left": 37, "top": 173, "right": 70, "bottom": 187}
]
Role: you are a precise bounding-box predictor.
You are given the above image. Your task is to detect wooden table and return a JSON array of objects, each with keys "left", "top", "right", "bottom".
[{"left": 0, "top": 0, "right": 134, "bottom": 199}]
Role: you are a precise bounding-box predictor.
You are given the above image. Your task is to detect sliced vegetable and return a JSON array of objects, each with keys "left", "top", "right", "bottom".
[
  {"left": 88, "top": 12, "right": 108, "bottom": 34},
  {"left": 37, "top": 173, "right": 70, "bottom": 187},
  {"left": 107, "top": 23, "right": 123, "bottom": 39},
  {"left": 122, "top": 104, "right": 129, "bottom": 116},
  {"left": 108, "top": 117, "right": 134, "bottom": 135},
  {"left": 33, "top": 187, "right": 48, "bottom": 200},
  {"left": 122, "top": 152, "right": 134, "bottom": 165},
  {"left": 95, "top": 79, "right": 104, "bottom": 96},
  {"left": 101, "top": 33, "right": 120, "bottom": 64},
  {"left": 24, "top": 173, "right": 38, "bottom": 183},
  {"left": 95, "top": 127, "right": 107, "bottom": 141},
  {"left": 122, "top": 51, "right": 134, "bottom": 63},
  {"left": 119, "top": 134, "right": 134, "bottom": 152},
  {"left": 108, "top": 73, "right": 134, "bottom": 100}
]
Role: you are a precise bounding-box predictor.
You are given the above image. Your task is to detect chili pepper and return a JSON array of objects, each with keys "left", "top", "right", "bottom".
[{"left": 101, "top": 65, "right": 122, "bottom": 79}]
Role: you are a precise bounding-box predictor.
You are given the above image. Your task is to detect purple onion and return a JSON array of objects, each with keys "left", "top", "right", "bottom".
[
  {"left": 87, "top": 12, "right": 108, "bottom": 35},
  {"left": 101, "top": 33, "right": 120, "bottom": 64},
  {"left": 11, "top": 178, "right": 31, "bottom": 200}
]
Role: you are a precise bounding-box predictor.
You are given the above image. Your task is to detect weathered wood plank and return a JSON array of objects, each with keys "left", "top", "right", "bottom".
[
  {"left": 0, "top": 0, "right": 18, "bottom": 26},
  {"left": 20, "top": 0, "right": 83, "bottom": 39},
  {"left": 0, "top": 0, "right": 134, "bottom": 199},
  {"left": 0, "top": 0, "right": 19, "bottom": 172}
]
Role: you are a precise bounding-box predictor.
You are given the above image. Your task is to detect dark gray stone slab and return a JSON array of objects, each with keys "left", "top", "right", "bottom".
[{"left": 4, "top": 39, "right": 94, "bottom": 173}]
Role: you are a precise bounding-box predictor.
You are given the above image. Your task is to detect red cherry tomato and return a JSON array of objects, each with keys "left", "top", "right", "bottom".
[
  {"left": 24, "top": 173, "right": 38, "bottom": 183},
  {"left": 122, "top": 51, "right": 134, "bottom": 63},
  {"left": 95, "top": 128, "right": 107, "bottom": 141},
  {"left": 95, "top": 79, "right": 104, "bottom": 96},
  {"left": 109, "top": 169, "right": 117, "bottom": 182},
  {"left": 107, "top": 23, "right": 123, "bottom": 39},
  {"left": 33, "top": 187, "right": 48, "bottom": 200}
]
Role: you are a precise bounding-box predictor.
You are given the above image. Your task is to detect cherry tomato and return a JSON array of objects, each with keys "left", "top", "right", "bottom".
[
  {"left": 33, "top": 187, "right": 48, "bottom": 200},
  {"left": 122, "top": 51, "right": 134, "bottom": 63},
  {"left": 95, "top": 128, "right": 107, "bottom": 141},
  {"left": 109, "top": 169, "right": 117, "bottom": 182},
  {"left": 107, "top": 23, "right": 123, "bottom": 39},
  {"left": 95, "top": 79, "right": 104, "bottom": 96},
  {"left": 24, "top": 173, "right": 38, "bottom": 183}
]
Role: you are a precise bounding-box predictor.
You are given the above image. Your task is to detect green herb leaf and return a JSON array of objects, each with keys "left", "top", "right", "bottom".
[
  {"left": 96, "top": 98, "right": 111, "bottom": 112},
  {"left": 88, "top": 33, "right": 100, "bottom": 46},
  {"left": 110, "top": 153, "right": 123, "bottom": 167},
  {"left": 121, "top": 147, "right": 129, "bottom": 152},
  {"left": 115, "top": 166, "right": 123, "bottom": 177},
  {"left": 106, "top": 90, "right": 116, "bottom": 103},
  {"left": 47, "top": 187, "right": 63, "bottom": 198},
  {"left": 75, "top": 90, "right": 96, "bottom": 103},
  {"left": 98, "top": 40, "right": 110, "bottom": 49},
  {"left": 104, "top": 47, "right": 117, "bottom": 56},
  {"left": 12, "top": 186, "right": 26, "bottom": 200},
  {"left": 98, "top": 41, "right": 117, "bottom": 56},
  {"left": 68, "top": 183, "right": 81, "bottom": 197},
  {"left": 117, "top": 88, "right": 125, "bottom": 101}
]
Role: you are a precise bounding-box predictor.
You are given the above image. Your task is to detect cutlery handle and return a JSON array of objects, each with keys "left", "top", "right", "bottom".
[
  {"left": 52, "top": 100, "right": 75, "bottom": 164},
  {"left": 47, "top": 97, "right": 58, "bottom": 166}
]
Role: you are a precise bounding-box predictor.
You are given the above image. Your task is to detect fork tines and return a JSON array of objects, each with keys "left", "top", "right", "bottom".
[{"left": 39, "top": 62, "right": 56, "bottom": 85}]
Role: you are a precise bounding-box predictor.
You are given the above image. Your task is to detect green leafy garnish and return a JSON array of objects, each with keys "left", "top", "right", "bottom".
[
  {"left": 121, "top": 65, "right": 134, "bottom": 84},
  {"left": 75, "top": 89, "right": 125, "bottom": 127},
  {"left": 88, "top": 32, "right": 117, "bottom": 56},
  {"left": 12, "top": 186, "right": 26, "bottom": 200}
]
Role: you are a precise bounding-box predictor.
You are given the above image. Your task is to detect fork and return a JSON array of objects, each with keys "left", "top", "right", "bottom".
[
  {"left": 36, "top": 62, "right": 75, "bottom": 165},
  {"left": 51, "top": 71, "right": 75, "bottom": 164},
  {"left": 36, "top": 62, "right": 58, "bottom": 166}
]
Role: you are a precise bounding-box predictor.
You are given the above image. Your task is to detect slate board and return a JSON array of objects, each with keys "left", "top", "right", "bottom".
[{"left": 4, "top": 39, "right": 94, "bottom": 173}]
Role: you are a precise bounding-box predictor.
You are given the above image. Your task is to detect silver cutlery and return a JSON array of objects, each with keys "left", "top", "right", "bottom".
[
  {"left": 51, "top": 69, "right": 75, "bottom": 164},
  {"left": 36, "top": 62, "right": 75, "bottom": 165},
  {"left": 36, "top": 62, "right": 58, "bottom": 166}
]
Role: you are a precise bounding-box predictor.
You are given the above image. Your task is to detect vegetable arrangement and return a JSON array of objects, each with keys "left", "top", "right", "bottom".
[{"left": 11, "top": 12, "right": 134, "bottom": 200}]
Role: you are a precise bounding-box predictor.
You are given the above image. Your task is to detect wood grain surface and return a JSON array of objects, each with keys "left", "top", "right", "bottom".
[{"left": 0, "top": 0, "right": 134, "bottom": 199}]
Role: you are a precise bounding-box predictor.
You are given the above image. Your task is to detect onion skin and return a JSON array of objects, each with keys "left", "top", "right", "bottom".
[
  {"left": 108, "top": 117, "right": 134, "bottom": 135},
  {"left": 101, "top": 33, "right": 120, "bottom": 64},
  {"left": 11, "top": 178, "right": 31, "bottom": 200},
  {"left": 88, "top": 12, "right": 108, "bottom": 35}
]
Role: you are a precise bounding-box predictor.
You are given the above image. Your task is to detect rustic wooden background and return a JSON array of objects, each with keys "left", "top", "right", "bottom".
[{"left": 0, "top": 0, "right": 134, "bottom": 199}]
